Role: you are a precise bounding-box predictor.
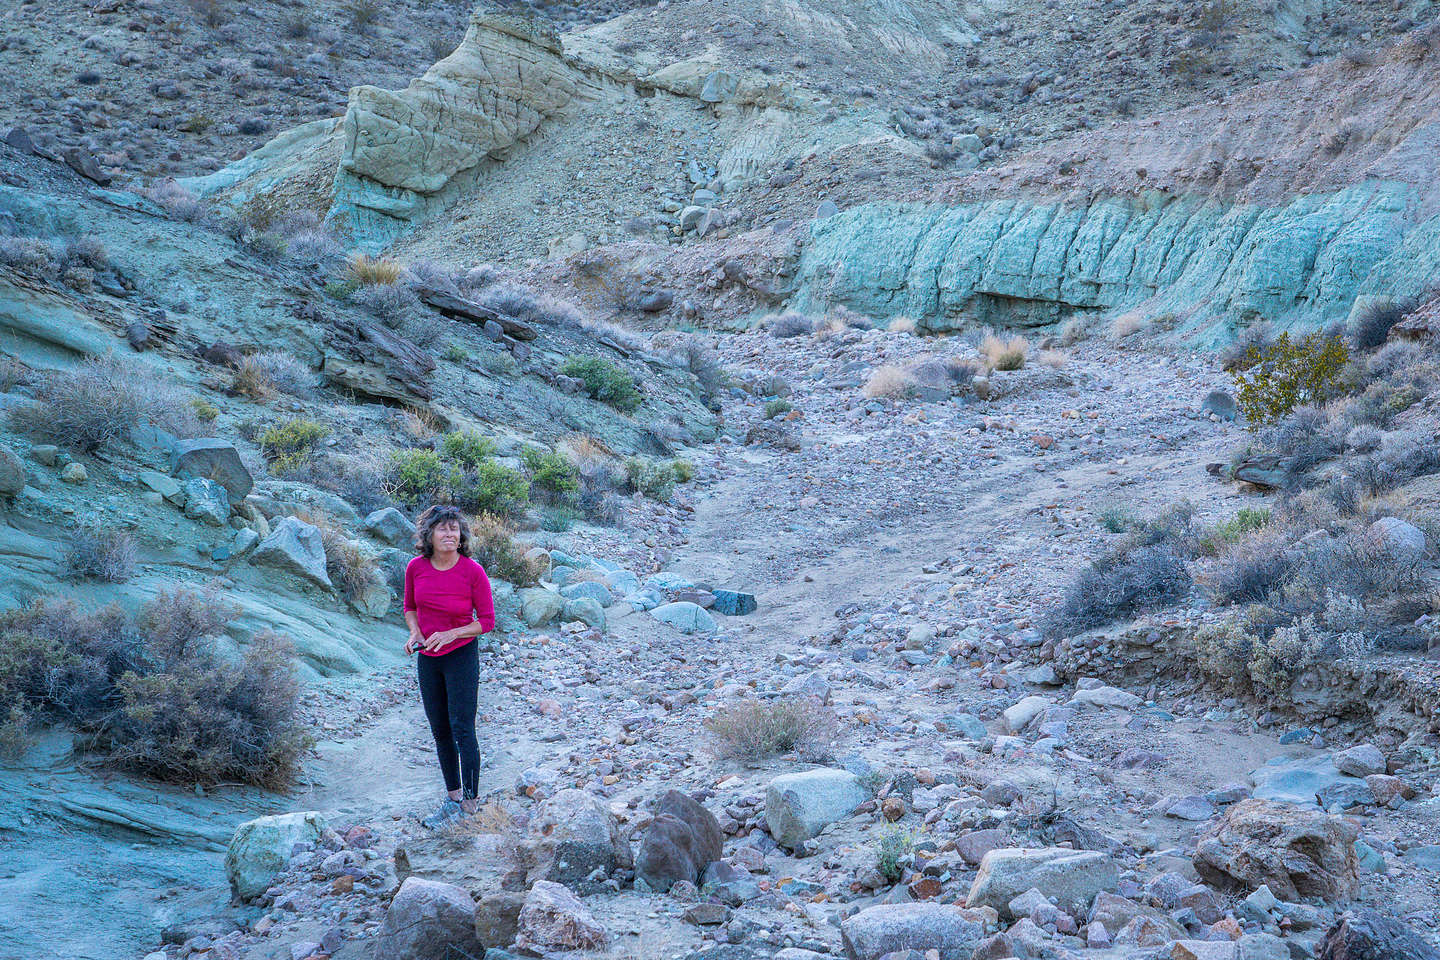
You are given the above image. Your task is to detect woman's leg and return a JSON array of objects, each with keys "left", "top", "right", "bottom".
[
  {"left": 441, "top": 642, "right": 481, "bottom": 809},
  {"left": 417, "top": 651, "right": 462, "bottom": 796}
]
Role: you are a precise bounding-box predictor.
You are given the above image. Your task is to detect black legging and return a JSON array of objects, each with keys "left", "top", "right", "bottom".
[{"left": 417, "top": 641, "right": 480, "bottom": 800}]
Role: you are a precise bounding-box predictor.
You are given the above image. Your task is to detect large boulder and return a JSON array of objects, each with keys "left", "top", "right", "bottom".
[
  {"left": 518, "top": 587, "right": 565, "bottom": 626},
  {"left": 764, "top": 768, "right": 869, "bottom": 848},
  {"left": 560, "top": 580, "right": 613, "bottom": 608},
  {"left": 169, "top": 438, "right": 253, "bottom": 500},
  {"left": 561, "top": 596, "right": 605, "bottom": 630},
  {"left": 374, "top": 877, "right": 483, "bottom": 960},
  {"left": 1318, "top": 908, "right": 1440, "bottom": 960},
  {"left": 250, "top": 516, "right": 332, "bottom": 589},
  {"left": 966, "top": 848, "right": 1119, "bottom": 919},
  {"left": 516, "top": 880, "right": 608, "bottom": 951},
  {"left": 0, "top": 444, "right": 26, "bottom": 498},
  {"left": 840, "top": 903, "right": 984, "bottom": 960},
  {"left": 224, "top": 811, "right": 327, "bottom": 900},
  {"left": 1193, "top": 799, "right": 1359, "bottom": 902},
  {"left": 473, "top": 890, "right": 525, "bottom": 948},
  {"left": 364, "top": 506, "right": 416, "bottom": 547},
  {"left": 635, "top": 790, "right": 723, "bottom": 892},
  {"left": 651, "top": 600, "right": 717, "bottom": 634},
  {"left": 520, "top": 789, "right": 632, "bottom": 888},
  {"left": 1250, "top": 754, "right": 1369, "bottom": 807}
]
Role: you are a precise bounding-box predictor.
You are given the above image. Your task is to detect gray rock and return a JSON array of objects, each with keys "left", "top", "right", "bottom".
[
  {"left": 702, "top": 859, "right": 761, "bottom": 906},
  {"left": 225, "top": 811, "right": 327, "bottom": 900},
  {"left": 561, "top": 580, "right": 613, "bottom": 608},
  {"left": 518, "top": 587, "right": 564, "bottom": 626},
  {"left": 635, "top": 790, "right": 723, "bottom": 892},
  {"left": 967, "top": 847, "right": 1120, "bottom": 919},
  {"left": 1202, "top": 389, "right": 1238, "bottom": 420},
  {"left": 1166, "top": 796, "right": 1218, "bottom": 821},
  {"left": 250, "top": 516, "right": 331, "bottom": 589},
  {"left": 1318, "top": 908, "right": 1440, "bottom": 960},
  {"left": 521, "top": 789, "right": 632, "bottom": 889},
  {"left": 939, "top": 713, "right": 988, "bottom": 740},
  {"left": 182, "top": 477, "right": 230, "bottom": 525},
  {"left": 1332, "top": 744, "right": 1386, "bottom": 778},
  {"left": 170, "top": 438, "right": 253, "bottom": 500},
  {"left": 374, "top": 877, "right": 482, "bottom": 960},
  {"left": 1400, "top": 844, "right": 1440, "bottom": 871},
  {"left": 840, "top": 903, "right": 983, "bottom": 960},
  {"left": 30, "top": 444, "right": 60, "bottom": 467},
  {"left": 1237, "top": 933, "right": 1293, "bottom": 960},
  {"left": 137, "top": 469, "right": 185, "bottom": 505},
  {"left": 61, "top": 462, "right": 87, "bottom": 483},
  {"left": 698, "top": 70, "right": 736, "bottom": 103},
  {"left": 518, "top": 880, "right": 608, "bottom": 950},
  {"left": 364, "top": 507, "right": 415, "bottom": 547},
  {"left": 651, "top": 601, "right": 717, "bottom": 634},
  {"left": 231, "top": 528, "right": 260, "bottom": 557},
  {"left": 815, "top": 200, "right": 840, "bottom": 220},
  {"left": 1250, "top": 754, "right": 1366, "bottom": 807},
  {"left": 951, "top": 133, "right": 984, "bottom": 154},
  {"left": 764, "top": 769, "right": 869, "bottom": 848},
  {"left": 1001, "top": 695, "right": 1051, "bottom": 734},
  {"left": 680, "top": 205, "right": 711, "bottom": 231},
  {"left": 561, "top": 596, "right": 605, "bottom": 630},
  {"left": 0, "top": 445, "right": 26, "bottom": 498},
  {"left": 1364, "top": 517, "right": 1425, "bottom": 567}
]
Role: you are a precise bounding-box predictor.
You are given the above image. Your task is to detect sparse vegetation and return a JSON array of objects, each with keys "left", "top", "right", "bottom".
[
  {"left": 10, "top": 355, "right": 199, "bottom": 451},
  {"left": 559, "top": 356, "right": 642, "bottom": 413},
  {"left": 521, "top": 448, "right": 580, "bottom": 504},
  {"left": 66, "top": 525, "right": 137, "bottom": 582},
  {"left": 981, "top": 332, "right": 1028, "bottom": 370},
  {"left": 468, "top": 513, "right": 543, "bottom": 587},
  {"left": 0, "top": 590, "right": 307, "bottom": 786},
  {"left": 863, "top": 365, "right": 914, "bottom": 399},
  {"left": 875, "top": 827, "right": 914, "bottom": 884},
  {"left": 348, "top": 253, "right": 403, "bottom": 287},
  {"left": 704, "top": 696, "right": 838, "bottom": 764},
  {"left": 767, "top": 312, "right": 817, "bottom": 338},
  {"left": 385, "top": 440, "right": 529, "bottom": 518},
  {"left": 232, "top": 351, "right": 313, "bottom": 400},
  {"left": 258, "top": 419, "right": 328, "bottom": 474},
  {"left": 1350, "top": 298, "right": 1412, "bottom": 351}
]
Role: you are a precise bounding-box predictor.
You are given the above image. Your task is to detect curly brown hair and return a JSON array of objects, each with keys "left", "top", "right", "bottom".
[{"left": 413, "top": 505, "right": 472, "bottom": 558}]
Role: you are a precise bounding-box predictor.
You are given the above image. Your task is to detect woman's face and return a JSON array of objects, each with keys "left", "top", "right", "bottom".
[{"left": 432, "top": 519, "right": 462, "bottom": 553}]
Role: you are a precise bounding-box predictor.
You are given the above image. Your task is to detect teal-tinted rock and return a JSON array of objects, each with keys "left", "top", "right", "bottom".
[
  {"left": 225, "top": 811, "right": 327, "bottom": 900},
  {"left": 518, "top": 587, "right": 564, "bottom": 626},
  {"left": 711, "top": 589, "right": 757, "bottom": 616},
  {"left": 562, "top": 596, "right": 605, "bottom": 630},
  {"left": 561, "top": 580, "right": 613, "bottom": 608},
  {"left": 183, "top": 477, "right": 230, "bottom": 525},
  {"left": 789, "top": 184, "right": 1434, "bottom": 346}
]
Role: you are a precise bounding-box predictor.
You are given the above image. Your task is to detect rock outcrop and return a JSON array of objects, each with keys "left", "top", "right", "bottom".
[
  {"left": 224, "top": 811, "right": 327, "bottom": 901},
  {"left": 1193, "top": 799, "right": 1359, "bottom": 902}
]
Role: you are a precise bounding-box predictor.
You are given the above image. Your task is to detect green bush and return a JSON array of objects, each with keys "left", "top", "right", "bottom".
[
  {"left": 465, "top": 460, "right": 530, "bottom": 517},
  {"left": 1200, "top": 508, "right": 1271, "bottom": 555},
  {"left": 670, "top": 458, "right": 694, "bottom": 483},
  {"left": 386, "top": 449, "right": 459, "bottom": 506},
  {"left": 258, "top": 419, "right": 329, "bottom": 474},
  {"left": 763, "top": 399, "right": 793, "bottom": 420},
  {"left": 470, "top": 514, "right": 543, "bottom": 587},
  {"left": 523, "top": 449, "right": 580, "bottom": 503},
  {"left": 441, "top": 430, "right": 497, "bottom": 468},
  {"left": 876, "top": 828, "right": 914, "bottom": 884},
  {"left": 624, "top": 457, "right": 675, "bottom": 502},
  {"left": 385, "top": 447, "right": 529, "bottom": 518},
  {"left": 1231, "top": 332, "right": 1352, "bottom": 425},
  {"left": 559, "top": 355, "right": 642, "bottom": 412},
  {"left": 539, "top": 505, "right": 581, "bottom": 532}
]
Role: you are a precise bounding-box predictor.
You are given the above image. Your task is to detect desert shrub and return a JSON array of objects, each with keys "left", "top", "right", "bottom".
[
  {"left": 344, "top": 0, "right": 383, "bottom": 30},
  {"left": 10, "top": 355, "right": 199, "bottom": 451},
  {"left": 1097, "top": 505, "right": 1134, "bottom": 533},
  {"left": 441, "top": 431, "right": 497, "bottom": 469},
  {"left": 1196, "top": 611, "right": 1374, "bottom": 700},
  {"left": 281, "top": 452, "right": 390, "bottom": 515},
  {"left": 1231, "top": 332, "right": 1351, "bottom": 425},
  {"left": 764, "top": 399, "right": 793, "bottom": 419},
  {"left": 623, "top": 457, "right": 687, "bottom": 502},
  {"left": 1207, "top": 529, "right": 1293, "bottom": 605},
  {"left": 386, "top": 449, "right": 457, "bottom": 506},
  {"left": 1200, "top": 508, "right": 1271, "bottom": 555},
  {"left": 466, "top": 460, "right": 531, "bottom": 517},
  {"left": 875, "top": 828, "right": 914, "bottom": 884},
  {"left": 659, "top": 335, "right": 727, "bottom": 402},
  {"left": 576, "top": 458, "right": 623, "bottom": 525},
  {"left": 66, "top": 525, "right": 137, "bottom": 583},
  {"left": 0, "top": 591, "right": 306, "bottom": 785},
  {"left": 443, "top": 342, "right": 470, "bottom": 363},
  {"left": 1265, "top": 406, "right": 1344, "bottom": 475},
  {"left": 1354, "top": 430, "right": 1440, "bottom": 495},
  {"left": 704, "top": 696, "right": 838, "bottom": 763},
  {"left": 144, "top": 180, "right": 206, "bottom": 221},
  {"left": 767, "top": 312, "right": 816, "bottom": 338},
  {"left": 258, "top": 419, "right": 328, "bottom": 474},
  {"left": 559, "top": 356, "right": 642, "bottom": 412},
  {"left": 190, "top": 398, "right": 219, "bottom": 422},
  {"left": 0, "top": 355, "right": 29, "bottom": 392},
  {"left": 477, "top": 282, "right": 585, "bottom": 327},
  {"left": 385, "top": 446, "right": 528, "bottom": 518},
  {"left": 1220, "top": 322, "right": 1274, "bottom": 371},
  {"left": 888, "top": 316, "right": 917, "bottom": 334},
  {"left": 539, "top": 505, "right": 581, "bottom": 532},
  {"left": 1351, "top": 298, "right": 1412, "bottom": 350},
  {"left": 981, "top": 332, "right": 1028, "bottom": 370},
  {"left": 283, "top": 229, "right": 343, "bottom": 272},
  {"left": 313, "top": 521, "right": 384, "bottom": 604},
  {"left": 353, "top": 281, "right": 423, "bottom": 329},
  {"left": 522, "top": 448, "right": 580, "bottom": 503},
  {"left": 233, "top": 351, "right": 313, "bottom": 399},
  {"left": 348, "top": 253, "right": 402, "bottom": 286},
  {"left": 100, "top": 630, "right": 306, "bottom": 787},
  {"left": 469, "top": 513, "right": 542, "bottom": 587},
  {"left": 863, "top": 365, "right": 914, "bottom": 399}
]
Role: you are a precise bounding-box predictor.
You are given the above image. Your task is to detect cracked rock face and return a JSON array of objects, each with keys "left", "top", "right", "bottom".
[{"left": 340, "top": 13, "right": 579, "bottom": 196}]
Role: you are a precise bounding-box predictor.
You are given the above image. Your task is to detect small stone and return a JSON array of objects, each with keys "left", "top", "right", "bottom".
[{"left": 61, "top": 462, "right": 88, "bottom": 483}]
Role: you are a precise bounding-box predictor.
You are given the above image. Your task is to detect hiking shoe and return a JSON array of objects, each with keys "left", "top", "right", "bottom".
[{"left": 420, "top": 798, "right": 465, "bottom": 831}]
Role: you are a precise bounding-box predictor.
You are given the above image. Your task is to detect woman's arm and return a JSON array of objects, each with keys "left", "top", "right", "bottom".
[
  {"left": 419, "top": 566, "right": 496, "bottom": 651},
  {"left": 402, "top": 563, "right": 424, "bottom": 653}
]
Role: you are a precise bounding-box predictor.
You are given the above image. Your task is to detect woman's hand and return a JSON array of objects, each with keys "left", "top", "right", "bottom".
[
  {"left": 421, "top": 629, "right": 455, "bottom": 652},
  {"left": 405, "top": 627, "right": 425, "bottom": 654}
]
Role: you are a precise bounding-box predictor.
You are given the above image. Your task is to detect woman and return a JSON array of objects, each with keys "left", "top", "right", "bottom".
[{"left": 404, "top": 505, "right": 495, "bottom": 829}]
